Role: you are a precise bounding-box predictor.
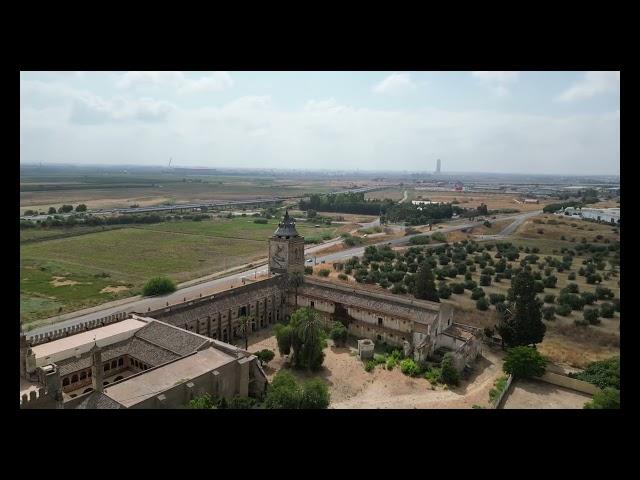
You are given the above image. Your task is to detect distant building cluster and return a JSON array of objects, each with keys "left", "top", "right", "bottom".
[{"left": 560, "top": 207, "right": 620, "bottom": 224}]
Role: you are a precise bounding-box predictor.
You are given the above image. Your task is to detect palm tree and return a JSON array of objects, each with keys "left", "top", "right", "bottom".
[
  {"left": 288, "top": 272, "right": 304, "bottom": 308},
  {"left": 237, "top": 315, "right": 252, "bottom": 350},
  {"left": 296, "top": 309, "right": 323, "bottom": 370}
]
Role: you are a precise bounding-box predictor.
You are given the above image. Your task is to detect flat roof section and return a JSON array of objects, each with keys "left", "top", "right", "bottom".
[
  {"left": 32, "top": 318, "right": 149, "bottom": 367},
  {"left": 103, "top": 347, "right": 237, "bottom": 408}
]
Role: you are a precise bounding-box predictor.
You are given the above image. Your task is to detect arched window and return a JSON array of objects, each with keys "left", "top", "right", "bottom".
[
  {"left": 118, "top": 358, "right": 124, "bottom": 367},
  {"left": 80, "top": 372, "right": 87, "bottom": 380},
  {"left": 71, "top": 374, "right": 78, "bottom": 383},
  {"left": 111, "top": 360, "right": 117, "bottom": 369},
  {"left": 88, "top": 370, "right": 92, "bottom": 377},
  {"left": 143, "top": 365, "right": 148, "bottom": 370},
  {"left": 62, "top": 377, "right": 70, "bottom": 387},
  {"left": 104, "top": 364, "right": 110, "bottom": 372}
]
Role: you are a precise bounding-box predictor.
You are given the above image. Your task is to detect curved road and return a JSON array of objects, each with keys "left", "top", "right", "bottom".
[{"left": 26, "top": 210, "right": 540, "bottom": 338}]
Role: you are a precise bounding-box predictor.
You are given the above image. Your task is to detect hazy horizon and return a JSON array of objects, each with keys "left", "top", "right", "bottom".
[{"left": 20, "top": 71, "right": 620, "bottom": 176}]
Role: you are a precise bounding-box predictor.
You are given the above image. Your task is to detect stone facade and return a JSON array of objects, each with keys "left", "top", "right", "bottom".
[{"left": 144, "top": 275, "right": 289, "bottom": 342}]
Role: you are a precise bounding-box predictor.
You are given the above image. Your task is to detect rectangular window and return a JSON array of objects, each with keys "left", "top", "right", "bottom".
[
  {"left": 310, "top": 301, "right": 315, "bottom": 308},
  {"left": 378, "top": 317, "right": 383, "bottom": 326}
]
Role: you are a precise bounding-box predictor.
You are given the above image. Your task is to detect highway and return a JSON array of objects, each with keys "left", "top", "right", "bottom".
[{"left": 25, "top": 210, "right": 540, "bottom": 338}]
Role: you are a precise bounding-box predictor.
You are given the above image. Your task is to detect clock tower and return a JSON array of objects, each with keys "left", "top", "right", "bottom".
[{"left": 269, "top": 210, "right": 305, "bottom": 275}]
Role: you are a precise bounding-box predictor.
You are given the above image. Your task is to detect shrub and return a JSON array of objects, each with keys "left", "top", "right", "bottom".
[
  {"left": 317, "top": 269, "right": 331, "bottom": 277},
  {"left": 255, "top": 349, "right": 275, "bottom": 366},
  {"left": 142, "top": 276, "right": 177, "bottom": 296},
  {"left": 555, "top": 303, "right": 571, "bottom": 316},
  {"left": 533, "top": 280, "right": 545, "bottom": 293},
  {"left": 300, "top": 378, "right": 331, "bottom": 409},
  {"left": 476, "top": 297, "right": 489, "bottom": 311},
  {"left": 584, "top": 388, "right": 620, "bottom": 409},
  {"left": 438, "top": 284, "right": 452, "bottom": 299},
  {"left": 583, "top": 308, "right": 600, "bottom": 325},
  {"left": 580, "top": 292, "right": 596, "bottom": 305},
  {"left": 543, "top": 294, "right": 556, "bottom": 304},
  {"left": 569, "top": 357, "right": 619, "bottom": 389},
  {"left": 337, "top": 273, "right": 348, "bottom": 281},
  {"left": 386, "top": 357, "right": 397, "bottom": 370},
  {"left": 304, "top": 266, "right": 313, "bottom": 275},
  {"left": 451, "top": 283, "right": 465, "bottom": 294},
  {"left": 542, "top": 306, "right": 556, "bottom": 321},
  {"left": 364, "top": 360, "right": 377, "bottom": 372},
  {"left": 479, "top": 274, "right": 492, "bottom": 286},
  {"left": 253, "top": 218, "right": 268, "bottom": 224},
  {"left": 400, "top": 358, "right": 421, "bottom": 376},
  {"left": 470, "top": 287, "right": 485, "bottom": 300},
  {"left": 503, "top": 346, "right": 547, "bottom": 379}
]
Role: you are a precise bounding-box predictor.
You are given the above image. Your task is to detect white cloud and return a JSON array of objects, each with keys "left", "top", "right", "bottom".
[
  {"left": 116, "top": 71, "right": 233, "bottom": 94},
  {"left": 471, "top": 71, "right": 519, "bottom": 96},
  {"left": 556, "top": 71, "right": 620, "bottom": 102},
  {"left": 372, "top": 73, "right": 416, "bottom": 95}
]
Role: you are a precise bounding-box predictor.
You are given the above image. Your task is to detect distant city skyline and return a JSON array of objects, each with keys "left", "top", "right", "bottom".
[{"left": 20, "top": 71, "right": 620, "bottom": 175}]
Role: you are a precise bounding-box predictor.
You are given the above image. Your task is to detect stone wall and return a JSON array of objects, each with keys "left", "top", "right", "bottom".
[{"left": 144, "top": 275, "right": 288, "bottom": 343}]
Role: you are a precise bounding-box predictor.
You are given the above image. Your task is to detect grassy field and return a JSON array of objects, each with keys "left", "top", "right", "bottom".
[{"left": 20, "top": 216, "right": 342, "bottom": 324}]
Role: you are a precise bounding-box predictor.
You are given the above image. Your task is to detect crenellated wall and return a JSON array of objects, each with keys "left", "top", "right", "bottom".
[{"left": 26, "top": 312, "right": 128, "bottom": 346}]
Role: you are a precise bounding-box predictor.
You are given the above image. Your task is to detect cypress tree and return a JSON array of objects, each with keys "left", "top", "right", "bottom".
[
  {"left": 498, "top": 270, "right": 546, "bottom": 347},
  {"left": 414, "top": 261, "right": 440, "bottom": 302}
]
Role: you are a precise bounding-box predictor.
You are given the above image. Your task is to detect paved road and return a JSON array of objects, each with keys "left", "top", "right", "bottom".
[{"left": 26, "top": 210, "right": 540, "bottom": 337}]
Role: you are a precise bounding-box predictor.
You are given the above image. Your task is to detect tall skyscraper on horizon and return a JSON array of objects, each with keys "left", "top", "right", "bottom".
[{"left": 435, "top": 159, "right": 441, "bottom": 174}]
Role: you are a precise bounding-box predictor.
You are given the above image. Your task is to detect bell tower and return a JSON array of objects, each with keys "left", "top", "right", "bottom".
[{"left": 269, "top": 210, "right": 305, "bottom": 275}]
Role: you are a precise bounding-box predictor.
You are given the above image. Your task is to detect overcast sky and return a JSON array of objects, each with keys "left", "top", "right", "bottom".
[{"left": 20, "top": 71, "right": 620, "bottom": 175}]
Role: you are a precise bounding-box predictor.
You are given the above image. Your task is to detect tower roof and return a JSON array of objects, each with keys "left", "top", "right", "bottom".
[{"left": 273, "top": 210, "right": 299, "bottom": 237}]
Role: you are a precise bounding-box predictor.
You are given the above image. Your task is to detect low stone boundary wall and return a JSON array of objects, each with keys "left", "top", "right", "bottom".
[
  {"left": 537, "top": 371, "right": 600, "bottom": 395},
  {"left": 491, "top": 375, "right": 513, "bottom": 409}
]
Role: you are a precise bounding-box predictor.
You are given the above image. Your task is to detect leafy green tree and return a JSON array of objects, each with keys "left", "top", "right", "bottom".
[
  {"left": 503, "top": 346, "right": 547, "bottom": 378},
  {"left": 414, "top": 261, "right": 439, "bottom": 302},
  {"left": 583, "top": 308, "right": 600, "bottom": 325},
  {"left": 584, "top": 388, "right": 620, "bottom": 409},
  {"left": 59, "top": 204, "right": 74, "bottom": 213},
  {"left": 142, "top": 276, "right": 177, "bottom": 296},
  {"left": 497, "top": 271, "right": 546, "bottom": 348},
  {"left": 75, "top": 204, "right": 87, "bottom": 212},
  {"left": 439, "top": 353, "right": 460, "bottom": 386},
  {"left": 274, "top": 324, "right": 293, "bottom": 356},
  {"left": 264, "top": 370, "right": 302, "bottom": 409},
  {"left": 255, "top": 349, "right": 275, "bottom": 366},
  {"left": 600, "top": 302, "right": 615, "bottom": 318},
  {"left": 48, "top": 207, "right": 57, "bottom": 214},
  {"left": 476, "top": 297, "right": 489, "bottom": 311},
  {"left": 329, "top": 322, "right": 348, "bottom": 346},
  {"left": 438, "top": 283, "right": 452, "bottom": 299}
]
